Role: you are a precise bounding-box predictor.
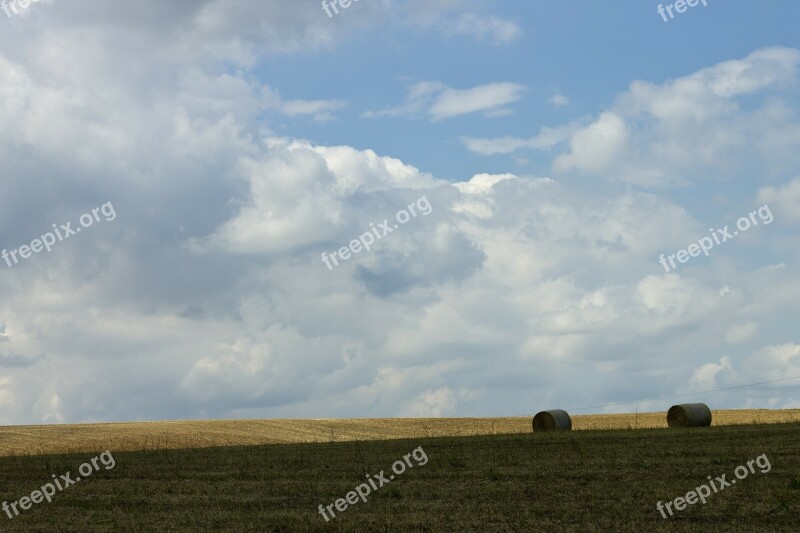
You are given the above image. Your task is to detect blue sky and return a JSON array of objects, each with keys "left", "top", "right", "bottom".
[
  {"left": 262, "top": 1, "right": 800, "bottom": 184},
  {"left": 0, "top": 0, "right": 799, "bottom": 424}
]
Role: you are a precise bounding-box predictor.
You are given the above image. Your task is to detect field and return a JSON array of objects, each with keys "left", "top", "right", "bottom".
[
  {"left": 0, "top": 411, "right": 798, "bottom": 531},
  {"left": 1, "top": 409, "right": 799, "bottom": 458},
  {"left": 0, "top": 411, "right": 800, "bottom": 532}
]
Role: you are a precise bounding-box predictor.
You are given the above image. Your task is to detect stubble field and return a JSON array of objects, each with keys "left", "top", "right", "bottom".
[
  {"left": 0, "top": 411, "right": 798, "bottom": 531},
  {"left": 1, "top": 409, "right": 798, "bottom": 458}
]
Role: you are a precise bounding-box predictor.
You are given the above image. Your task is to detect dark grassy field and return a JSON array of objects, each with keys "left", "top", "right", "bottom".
[{"left": 0, "top": 423, "right": 797, "bottom": 532}]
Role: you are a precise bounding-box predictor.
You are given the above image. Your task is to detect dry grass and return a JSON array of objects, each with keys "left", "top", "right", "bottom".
[{"left": 0, "top": 409, "right": 798, "bottom": 458}]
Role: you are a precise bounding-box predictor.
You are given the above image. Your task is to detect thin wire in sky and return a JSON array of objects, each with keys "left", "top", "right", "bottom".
[{"left": 564, "top": 376, "right": 800, "bottom": 413}]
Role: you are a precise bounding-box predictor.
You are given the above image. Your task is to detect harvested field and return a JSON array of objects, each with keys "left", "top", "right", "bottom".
[
  {"left": 1, "top": 409, "right": 799, "bottom": 458},
  {"left": 0, "top": 422, "right": 798, "bottom": 531}
]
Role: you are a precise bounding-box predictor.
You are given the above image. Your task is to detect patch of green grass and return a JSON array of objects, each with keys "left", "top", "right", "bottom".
[{"left": 0, "top": 423, "right": 797, "bottom": 531}]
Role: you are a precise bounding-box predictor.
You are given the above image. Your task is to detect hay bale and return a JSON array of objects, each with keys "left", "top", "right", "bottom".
[
  {"left": 667, "top": 403, "right": 712, "bottom": 428},
  {"left": 532, "top": 409, "right": 572, "bottom": 432}
]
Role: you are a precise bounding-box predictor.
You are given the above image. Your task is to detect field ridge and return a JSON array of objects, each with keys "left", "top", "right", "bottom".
[{"left": 1, "top": 408, "right": 799, "bottom": 458}]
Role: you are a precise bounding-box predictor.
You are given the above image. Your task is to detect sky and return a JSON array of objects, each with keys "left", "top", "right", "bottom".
[{"left": 0, "top": 0, "right": 799, "bottom": 424}]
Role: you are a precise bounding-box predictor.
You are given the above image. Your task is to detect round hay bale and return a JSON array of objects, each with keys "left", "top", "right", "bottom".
[
  {"left": 532, "top": 409, "right": 572, "bottom": 432},
  {"left": 667, "top": 403, "right": 712, "bottom": 428}
]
